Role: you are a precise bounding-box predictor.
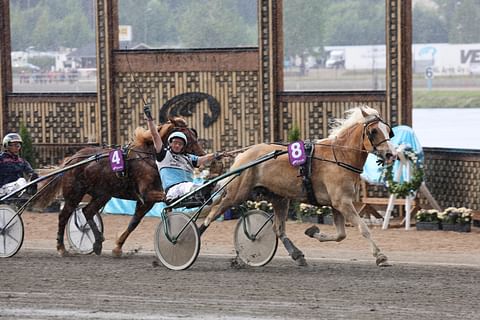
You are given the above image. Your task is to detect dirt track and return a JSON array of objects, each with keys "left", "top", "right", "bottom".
[{"left": 1, "top": 212, "right": 480, "bottom": 319}]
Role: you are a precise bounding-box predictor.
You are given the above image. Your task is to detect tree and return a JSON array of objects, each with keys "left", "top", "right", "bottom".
[
  {"left": 449, "top": 0, "right": 480, "bottom": 43},
  {"left": 436, "top": 0, "right": 480, "bottom": 43},
  {"left": 10, "top": 0, "right": 95, "bottom": 51},
  {"left": 283, "top": 0, "right": 327, "bottom": 58},
  {"left": 19, "top": 123, "right": 36, "bottom": 169},
  {"left": 176, "top": 0, "right": 256, "bottom": 48},
  {"left": 321, "top": 1, "right": 385, "bottom": 46},
  {"left": 412, "top": 3, "right": 448, "bottom": 43}
]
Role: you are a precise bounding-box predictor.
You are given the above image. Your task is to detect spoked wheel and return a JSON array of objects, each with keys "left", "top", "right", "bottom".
[
  {"left": 66, "top": 207, "right": 104, "bottom": 254},
  {"left": 0, "top": 204, "right": 24, "bottom": 258},
  {"left": 234, "top": 209, "right": 278, "bottom": 267},
  {"left": 154, "top": 212, "right": 200, "bottom": 270}
]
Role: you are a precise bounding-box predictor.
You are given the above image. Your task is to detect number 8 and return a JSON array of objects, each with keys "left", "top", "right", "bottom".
[{"left": 290, "top": 142, "right": 303, "bottom": 159}]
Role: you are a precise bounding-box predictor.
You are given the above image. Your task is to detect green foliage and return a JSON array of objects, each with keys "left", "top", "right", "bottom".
[
  {"left": 118, "top": 0, "right": 257, "bottom": 48},
  {"left": 438, "top": 207, "right": 473, "bottom": 224},
  {"left": 8, "top": 0, "right": 480, "bottom": 56},
  {"left": 322, "top": 1, "right": 385, "bottom": 46},
  {"left": 382, "top": 149, "right": 423, "bottom": 198},
  {"left": 415, "top": 209, "right": 440, "bottom": 223},
  {"left": 177, "top": 0, "right": 256, "bottom": 48},
  {"left": 287, "top": 124, "right": 301, "bottom": 143},
  {"left": 412, "top": 4, "right": 448, "bottom": 43},
  {"left": 423, "top": 0, "right": 480, "bottom": 43},
  {"left": 19, "top": 123, "right": 36, "bottom": 169},
  {"left": 10, "top": 0, "right": 95, "bottom": 51},
  {"left": 283, "top": 0, "right": 328, "bottom": 57}
]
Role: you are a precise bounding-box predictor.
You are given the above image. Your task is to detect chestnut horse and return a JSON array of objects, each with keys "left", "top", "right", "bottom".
[
  {"left": 35, "top": 118, "right": 205, "bottom": 256},
  {"left": 201, "top": 106, "right": 396, "bottom": 267}
]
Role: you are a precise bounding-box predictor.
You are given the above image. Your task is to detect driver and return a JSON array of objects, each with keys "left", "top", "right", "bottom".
[
  {"left": 0, "top": 133, "right": 38, "bottom": 197},
  {"left": 144, "top": 105, "right": 224, "bottom": 202}
]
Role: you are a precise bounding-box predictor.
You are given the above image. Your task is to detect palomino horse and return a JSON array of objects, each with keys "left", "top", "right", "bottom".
[
  {"left": 201, "top": 106, "right": 396, "bottom": 266},
  {"left": 35, "top": 118, "right": 205, "bottom": 256}
]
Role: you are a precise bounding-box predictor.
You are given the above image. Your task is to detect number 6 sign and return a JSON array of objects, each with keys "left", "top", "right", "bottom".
[
  {"left": 109, "top": 149, "right": 125, "bottom": 172},
  {"left": 288, "top": 141, "right": 306, "bottom": 166}
]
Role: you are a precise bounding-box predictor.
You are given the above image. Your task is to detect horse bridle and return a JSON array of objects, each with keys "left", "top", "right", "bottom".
[
  {"left": 309, "top": 115, "right": 394, "bottom": 173},
  {"left": 363, "top": 115, "right": 394, "bottom": 152}
]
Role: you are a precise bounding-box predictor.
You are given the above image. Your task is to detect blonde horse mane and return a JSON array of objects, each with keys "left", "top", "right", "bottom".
[
  {"left": 329, "top": 105, "right": 379, "bottom": 138},
  {"left": 132, "top": 117, "right": 188, "bottom": 147}
]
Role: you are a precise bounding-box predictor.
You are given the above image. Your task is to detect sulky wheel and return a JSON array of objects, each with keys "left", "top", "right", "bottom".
[
  {"left": 154, "top": 212, "right": 200, "bottom": 270},
  {"left": 66, "top": 207, "right": 104, "bottom": 254},
  {"left": 234, "top": 209, "right": 278, "bottom": 267},
  {"left": 0, "top": 204, "right": 24, "bottom": 258}
]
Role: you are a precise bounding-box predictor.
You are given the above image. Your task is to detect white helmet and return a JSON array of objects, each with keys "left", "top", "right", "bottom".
[
  {"left": 168, "top": 131, "right": 188, "bottom": 145},
  {"left": 3, "top": 133, "right": 23, "bottom": 148}
]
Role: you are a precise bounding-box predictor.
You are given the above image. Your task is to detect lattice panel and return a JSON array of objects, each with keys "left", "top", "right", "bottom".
[
  {"left": 423, "top": 154, "right": 480, "bottom": 211},
  {"left": 114, "top": 70, "right": 261, "bottom": 153},
  {"left": 279, "top": 100, "right": 387, "bottom": 141},
  {"left": 7, "top": 99, "right": 99, "bottom": 144}
]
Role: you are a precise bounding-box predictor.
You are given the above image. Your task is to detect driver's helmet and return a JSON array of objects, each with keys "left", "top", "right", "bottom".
[
  {"left": 3, "top": 133, "right": 23, "bottom": 148},
  {"left": 168, "top": 131, "right": 188, "bottom": 146}
]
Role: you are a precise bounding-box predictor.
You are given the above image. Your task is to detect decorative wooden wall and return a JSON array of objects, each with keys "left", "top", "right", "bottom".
[
  {"left": 423, "top": 148, "right": 480, "bottom": 210},
  {"left": 113, "top": 49, "right": 261, "bottom": 153},
  {"left": 6, "top": 94, "right": 99, "bottom": 164},
  {"left": 277, "top": 93, "right": 386, "bottom": 141}
]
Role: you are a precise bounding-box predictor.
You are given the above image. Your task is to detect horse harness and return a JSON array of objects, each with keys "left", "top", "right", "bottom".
[
  {"left": 297, "top": 141, "right": 319, "bottom": 206},
  {"left": 295, "top": 116, "right": 393, "bottom": 205}
]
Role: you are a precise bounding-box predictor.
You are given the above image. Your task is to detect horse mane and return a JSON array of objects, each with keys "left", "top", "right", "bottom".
[
  {"left": 132, "top": 117, "right": 188, "bottom": 147},
  {"left": 328, "top": 105, "right": 379, "bottom": 138}
]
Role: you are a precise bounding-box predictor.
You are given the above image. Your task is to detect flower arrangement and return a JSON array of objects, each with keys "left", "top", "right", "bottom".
[
  {"left": 415, "top": 209, "right": 440, "bottom": 223},
  {"left": 437, "top": 207, "right": 473, "bottom": 225},
  {"left": 298, "top": 203, "right": 332, "bottom": 217},
  {"left": 245, "top": 200, "right": 273, "bottom": 213},
  {"left": 382, "top": 147, "right": 424, "bottom": 197}
]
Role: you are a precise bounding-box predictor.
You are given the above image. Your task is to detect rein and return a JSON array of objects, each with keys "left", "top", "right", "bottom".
[
  {"left": 305, "top": 142, "right": 364, "bottom": 174},
  {"left": 308, "top": 116, "right": 392, "bottom": 174}
]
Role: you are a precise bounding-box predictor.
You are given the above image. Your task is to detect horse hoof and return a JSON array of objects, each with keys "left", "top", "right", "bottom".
[
  {"left": 304, "top": 225, "right": 319, "bottom": 238},
  {"left": 197, "top": 223, "right": 208, "bottom": 236},
  {"left": 296, "top": 256, "right": 308, "bottom": 267},
  {"left": 57, "top": 244, "right": 67, "bottom": 257},
  {"left": 93, "top": 243, "right": 103, "bottom": 255},
  {"left": 376, "top": 254, "right": 391, "bottom": 267},
  {"left": 112, "top": 247, "right": 123, "bottom": 257}
]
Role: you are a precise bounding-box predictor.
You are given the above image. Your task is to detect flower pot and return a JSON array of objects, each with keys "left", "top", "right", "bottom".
[
  {"left": 321, "top": 215, "right": 333, "bottom": 225},
  {"left": 301, "top": 215, "right": 322, "bottom": 224},
  {"left": 441, "top": 222, "right": 471, "bottom": 233},
  {"left": 415, "top": 221, "right": 440, "bottom": 231}
]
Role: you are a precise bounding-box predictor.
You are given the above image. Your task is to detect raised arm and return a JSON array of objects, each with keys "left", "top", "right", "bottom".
[{"left": 144, "top": 104, "right": 163, "bottom": 153}]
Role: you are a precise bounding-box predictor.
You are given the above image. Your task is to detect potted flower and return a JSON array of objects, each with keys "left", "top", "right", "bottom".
[
  {"left": 245, "top": 200, "right": 273, "bottom": 214},
  {"left": 438, "top": 207, "right": 472, "bottom": 233},
  {"left": 415, "top": 209, "right": 441, "bottom": 231},
  {"left": 298, "top": 204, "right": 332, "bottom": 224}
]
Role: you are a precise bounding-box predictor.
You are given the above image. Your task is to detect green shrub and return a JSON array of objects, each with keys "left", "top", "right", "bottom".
[
  {"left": 19, "top": 123, "right": 37, "bottom": 169},
  {"left": 287, "top": 124, "right": 301, "bottom": 142}
]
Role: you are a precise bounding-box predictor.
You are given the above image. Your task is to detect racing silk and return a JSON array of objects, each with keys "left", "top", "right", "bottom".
[
  {"left": 155, "top": 147, "right": 199, "bottom": 191},
  {"left": 0, "top": 152, "right": 35, "bottom": 187}
]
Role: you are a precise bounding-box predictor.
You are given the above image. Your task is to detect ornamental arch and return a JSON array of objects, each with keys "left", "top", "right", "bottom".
[{"left": 0, "top": 0, "right": 479, "bottom": 210}]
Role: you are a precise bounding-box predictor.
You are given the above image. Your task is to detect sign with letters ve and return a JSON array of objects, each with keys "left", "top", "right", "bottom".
[
  {"left": 109, "top": 149, "right": 125, "bottom": 172},
  {"left": 288, "top": 141, "right": 306, "bottom": 166}
]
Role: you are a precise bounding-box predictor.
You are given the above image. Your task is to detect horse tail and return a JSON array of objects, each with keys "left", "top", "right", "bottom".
[{"left": 31, "top": 173, "right": 64, "bottom": 209}]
